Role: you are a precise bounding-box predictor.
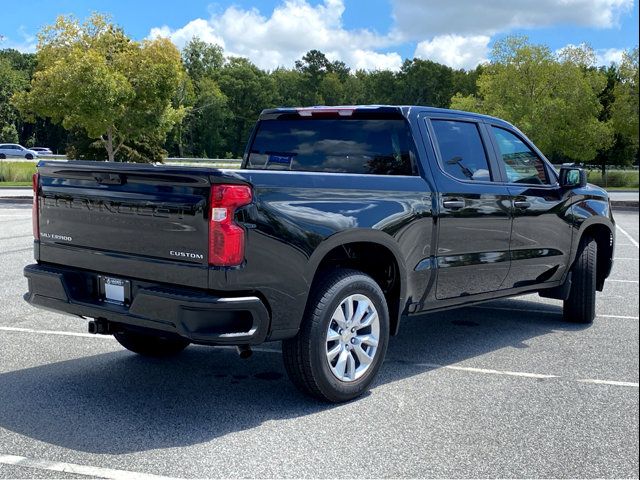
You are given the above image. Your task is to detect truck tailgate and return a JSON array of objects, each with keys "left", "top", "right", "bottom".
[{"left": 36, "top": 161, "right": 214, "bottom": 287}]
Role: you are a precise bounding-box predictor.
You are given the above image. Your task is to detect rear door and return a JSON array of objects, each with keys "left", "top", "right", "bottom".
[
  {"left": 425, "top": 116, "right": 513, "bottom": 299},
  {"left": 486, "top": 125, "right": 573, "bottom": 288}
]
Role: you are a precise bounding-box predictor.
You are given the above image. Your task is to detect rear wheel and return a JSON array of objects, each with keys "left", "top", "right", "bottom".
[
  {"left": 563, "top": 236, "right": 597, "bottom": 324},
  {"left": 114, "top": 330, "right": 190, "bottom": 357},
  {"left": 0, "top": 153, "right": 6, "bottom": 159},
  {"left": 282, "top": 269, "right": 389, "bottom": 402}
]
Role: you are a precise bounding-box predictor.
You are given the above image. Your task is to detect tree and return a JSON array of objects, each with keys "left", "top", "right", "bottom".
[
  {"left": 397, "top": 59, "right": 455, "bottom": 107},
  {"left": 0, "top": 124, "right": 18, "bottom": 143},
  {"left": 355, "top": 69, "right": 398, "bottom": 104},
  {"left": 218, "top": 57, "right": 274, "bottom": 156},
  {"left": 451, "top": 36, "right": 613, "bottom": 163},
  {"left": 189, "top": 77, "right": 229, "bottom": 157},
  {"left": 13, "top": 14, "right": 186, "bottom": 161},
  {"left": 295, "top": 50, "right": 350, "bottom": 105},
  {"left": 611, "top": 48, "right": 639, "bottom": 152},
  {"left": 182, "top": 37, "right": 224, "bottom": 85},
  {"left": 271, "top": 68, "right": 305, "bottom": 106},
  {"left": 0, "top": 56, "right": 28, "bottom": 140}
]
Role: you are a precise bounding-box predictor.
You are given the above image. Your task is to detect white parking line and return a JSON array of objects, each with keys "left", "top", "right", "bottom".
[
  {"left": 416, "top": 363, "right": 559, "bottom": 379},
  {"left": 0, "top": 326, "right": 113, "bottom": 339},
  {"left": 614, "top": 257, "right": 639, "bottom": 260},
  {"left": 617, "top": 224, "right": 639, "bottom": 248},
  {"left": 577, "top": 379, "right": 640, "bottom": 387},
  {"left": 405, "top": 362, "right": 638, "bottom": 387},
  {"left": 0, "top": 454, "right": 179, "bottom": 480},
  {"left": 608, "top": 279, "right": 639, "bottom": 283}
]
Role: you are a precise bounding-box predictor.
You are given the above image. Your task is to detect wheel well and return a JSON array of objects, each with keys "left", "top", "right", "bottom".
[
  {"left": 311, "top": 242, "right": 402, "bottom": 335},
  {"left": 581, "top": 224, "right": 614, "bottom": 291}
]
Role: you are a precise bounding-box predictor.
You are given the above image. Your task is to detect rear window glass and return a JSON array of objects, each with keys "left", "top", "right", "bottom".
[
  {"left": 246, "top": 119, "right": 418, "bottom": 175},
  {"left": 431, "top": 120, "right": 492, "bottom": 182}
]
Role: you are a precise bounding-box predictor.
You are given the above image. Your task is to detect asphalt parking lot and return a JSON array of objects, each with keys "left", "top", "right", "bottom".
[{"left": 0, "top": 205, "right": 638, "bottom": 479}]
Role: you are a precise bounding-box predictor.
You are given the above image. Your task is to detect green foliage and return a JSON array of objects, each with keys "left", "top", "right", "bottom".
[
  {"left": 397, "top": 59, "right": 455, "bottom": 107},
  {"left": 182, "top": 37, "right": 224, "bottom": 84},
  {"left": 0, "top": 56, "right": 28, "bottom": 138},
  {"left": 13, "top": 13, "right": 186, "bottom": 162},
  {"left": 0, "top": 123, "right": 19, "bottom": 143},
  {"left": 611, "top": 48, "right": 639, "bottom": 148},
  {"left": 218, "top": 57, "right": 275, "bottom": 157},
  {"left": 452, "top": 36, "right": 613, "bottom": 163}
]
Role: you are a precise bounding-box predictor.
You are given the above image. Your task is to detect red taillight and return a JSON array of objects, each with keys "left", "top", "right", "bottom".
[
  {"left": 209, "top": 184, "right": 252, "bottom": 266},
  {"left": 32, "top": 172, "right": 39, "bottom": 240}
]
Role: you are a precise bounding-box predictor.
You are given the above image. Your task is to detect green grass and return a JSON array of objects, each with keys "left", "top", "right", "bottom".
[
  {"left": 605, "top": 186, "right": 639, "bottom": 191},
  {"left": 0, "top": 161, "right": 37, "bottom": 184},
  {"left": 0, "top": 182, "right": 31, "bottom": 187},
  {"left": 587, "top": 170, "right": 639, "bottom": 189}
]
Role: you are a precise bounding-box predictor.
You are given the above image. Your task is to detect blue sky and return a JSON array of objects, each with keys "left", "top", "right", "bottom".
[{"left": 1, "top": 0, "right": 638, "bottom": 70}]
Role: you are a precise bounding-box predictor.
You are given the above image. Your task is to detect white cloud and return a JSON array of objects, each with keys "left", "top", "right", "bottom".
[
  {"left": 414, "top": 35, "right": 490, "bottom": 69},
  {"left": 149, "top": 0, "right": 401, "bottom": 71},
  {"left": 348, "top": 49, "right": 403, "bottom": 71},
  {"left": 149, "top": 19, "right": 225, "bottom": 49},
  {"left": 148, "top": 0, "right": 634, "bottom": 72},
  {"left": 596, "top": 47, "right": 626, "bottom": 65},
  {"left": 391, "top": 0, "right": 634, "bottom": 39}
]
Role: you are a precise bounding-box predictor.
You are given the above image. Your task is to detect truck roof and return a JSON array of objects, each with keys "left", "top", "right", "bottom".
[{"left": 259, "top": 105, "right": 514, "bottom": 128}]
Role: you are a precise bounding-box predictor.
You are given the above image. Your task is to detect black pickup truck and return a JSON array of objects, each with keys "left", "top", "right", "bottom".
[{"left": 24, "top": 106, "right": 615, "bottom": 402}]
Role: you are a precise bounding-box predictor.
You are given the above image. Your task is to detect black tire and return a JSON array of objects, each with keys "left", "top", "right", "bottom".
[
  {"left": 0, "top": 153, "right": 6, "bottom": 159},
  {"left": 563, "top": 236, "right": 597, "bottom": 324},
  {"left": 25, "top": 153, "right": 34, "bottom": 160},
  {"left": 282, "top": 269, "right": 390, "bottom": 403},
  {"left": 114, "top": 330, "right": 190, "bottom": 357}
]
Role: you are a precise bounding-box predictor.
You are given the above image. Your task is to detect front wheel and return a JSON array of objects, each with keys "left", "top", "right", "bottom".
[
  {"left": 114, "top": 330, "right": 190, "bottom": 357},
  {"left": 0, "top": 153, "right": 6, "bottom": 159},
  {"left": 282, "top": 269, "right": 389, "bottom": 402},
  {"left": 563, "top": 236, "right": 597, "bottom": 324},
  {"left": 25, "top": 153, "right": 34, "bottom": 160}
]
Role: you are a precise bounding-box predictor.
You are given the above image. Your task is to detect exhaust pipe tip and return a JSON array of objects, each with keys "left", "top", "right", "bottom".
[
  {"left": 236, "top": 345, "right": 252, "bottom": 359},
  {"left": 88, "top": 318, "right": 110, "bottom": 335},
  {"left": 88, "top": 321, "right": 97, "bottom": 334}
]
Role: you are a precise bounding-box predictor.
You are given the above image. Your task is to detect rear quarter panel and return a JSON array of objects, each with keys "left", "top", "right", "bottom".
[{"left": 218, "top": 170, "right": 434, "bottom": 337}]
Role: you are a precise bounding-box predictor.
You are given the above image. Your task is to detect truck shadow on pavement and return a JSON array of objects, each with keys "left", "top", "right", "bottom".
[{"left": 0, "top": 298, "right": 590, "bottom": 454}]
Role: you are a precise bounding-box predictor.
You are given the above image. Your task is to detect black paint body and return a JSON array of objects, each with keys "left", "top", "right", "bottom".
[{"left": 24, "top": 106, "right": 615, "bottom": 344}]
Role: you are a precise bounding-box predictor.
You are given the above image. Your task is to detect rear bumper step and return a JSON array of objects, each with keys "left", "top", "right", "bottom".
[{"left": 23, "top": 263, "right": 270, "bottom": 345}]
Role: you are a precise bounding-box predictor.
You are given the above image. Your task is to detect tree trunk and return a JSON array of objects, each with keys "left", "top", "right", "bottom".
[
  {"left": 177, "top": 124, "right": 184, "bottom": 157},
  {"left": 106, "top": 127, "right": 115, "bottom": 162}
]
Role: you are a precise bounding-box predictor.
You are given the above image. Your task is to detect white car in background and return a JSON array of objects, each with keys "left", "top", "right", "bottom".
[
  {"left": 0, "top": 144, "right": 40, "bottom": 160},
  {"left": 31, "top": 147, "right": 53, "bottom": 155}
]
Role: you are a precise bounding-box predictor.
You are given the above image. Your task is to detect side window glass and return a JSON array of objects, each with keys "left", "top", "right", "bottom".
[
  {"left": 492, "top": 127, "right": 549, "bottom": 184},
  {"left": 431, "top": 120, "right": 491, "bottom": 182}
]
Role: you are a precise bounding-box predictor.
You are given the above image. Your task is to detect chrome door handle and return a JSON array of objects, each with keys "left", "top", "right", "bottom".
[
  {"left": 443, "top": 199, "right": 465, "bottom": 210},
  {"left": 514, "top": 200, "right": 531, "bottom": 209}
]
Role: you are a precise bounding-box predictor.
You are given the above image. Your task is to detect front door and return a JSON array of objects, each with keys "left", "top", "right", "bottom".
[
  {"left": 487, "top": 125, "right": 573, "bottom": 288},
  {"left": 426, "top": 117, "right": 513, "bottom": 300}
]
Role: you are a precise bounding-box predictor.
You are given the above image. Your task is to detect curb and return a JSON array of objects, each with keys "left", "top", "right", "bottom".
[
  {"left": 0, "top": 197, "right": 32, "bottom": 205},
  {"left": 611, "top": 200, "right": 639, "bottom": 209}
]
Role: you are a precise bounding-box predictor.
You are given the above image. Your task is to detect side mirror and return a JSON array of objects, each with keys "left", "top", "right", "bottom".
[{"left": 559, "top": 166, "right": 587, "bottom": 188}]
